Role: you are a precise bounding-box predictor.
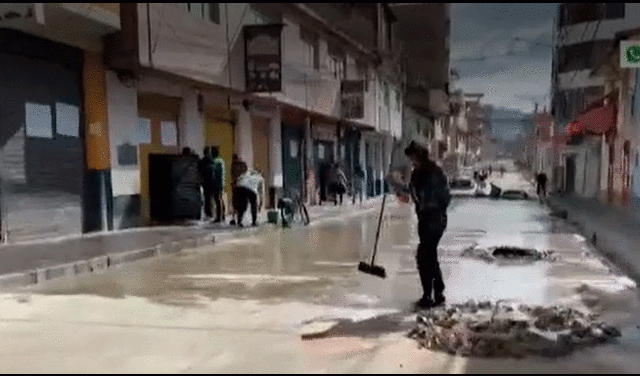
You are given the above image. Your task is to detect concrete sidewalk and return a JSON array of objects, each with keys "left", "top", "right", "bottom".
[
  {"left": 547, "top": 194, "right": 640, "bottom": 284},
  {"left": 0, "top": 196, "right": 383, "bottom": 289}
]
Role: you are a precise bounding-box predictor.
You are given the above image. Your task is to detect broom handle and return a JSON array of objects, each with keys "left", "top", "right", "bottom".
[
  {"left": 370, "top": 143, "right": 396, "bottom": 264},
  {"left": 370, "top": 191, "right": 386, "bottom": 264}
]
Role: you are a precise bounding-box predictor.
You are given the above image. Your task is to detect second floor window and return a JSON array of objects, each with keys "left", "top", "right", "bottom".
[
  {"left": 328, "top": 43, "right": 346, "bottom": 80},
  {"left": 181, "top": 3, "right": 220, "bottom": 24},
  {"left": 300, "top": 28, "right": 319, "bottom": 70},
  {"left": 329, "top": 57, "right": 345, "bottom": 80}
]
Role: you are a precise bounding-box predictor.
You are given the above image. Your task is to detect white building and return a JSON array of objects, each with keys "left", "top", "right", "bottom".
[{"left": 552, "top": 3, "right": 640, "bottom": 200}]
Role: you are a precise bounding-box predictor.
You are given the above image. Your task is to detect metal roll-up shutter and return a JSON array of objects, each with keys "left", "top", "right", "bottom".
[{"left": 0, "top": 33, "right": 83, "bottom": 243}]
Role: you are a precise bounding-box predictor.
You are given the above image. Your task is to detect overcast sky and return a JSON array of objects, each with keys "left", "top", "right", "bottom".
[{"left": 450, "top": 3, "right": 558, "bottom": 114}]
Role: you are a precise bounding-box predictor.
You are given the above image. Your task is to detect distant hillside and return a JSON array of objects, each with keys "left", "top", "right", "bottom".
[{"left": 488, "top": 107, "right": 532, "bottom": 142}]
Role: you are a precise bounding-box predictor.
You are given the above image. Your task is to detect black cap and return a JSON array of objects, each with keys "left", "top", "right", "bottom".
[{"left": 404, "top": 140, "right": 429, "bottom": 158}]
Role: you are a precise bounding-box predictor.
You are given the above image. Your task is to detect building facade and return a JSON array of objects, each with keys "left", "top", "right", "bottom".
[
  {"left": 390, "top": 3, "right": 451, "bottom": 171},
  {"left": 0, "top": 3, "right": 404, "bottom": 243},
  {"left": 551, "top": 3, "right": 640, "bottom": 200},
  {"left": 0, "top": 3, "right": 120, "bottom": 242}
]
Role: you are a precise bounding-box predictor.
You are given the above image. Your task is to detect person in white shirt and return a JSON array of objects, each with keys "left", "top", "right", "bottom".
[{"left": 235, "top": 169, "right": 264, "bottom": 227}]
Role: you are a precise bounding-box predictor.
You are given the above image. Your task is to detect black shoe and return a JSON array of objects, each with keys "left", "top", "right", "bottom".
[
  {"left": 433, "top": 295, "right": 446, "bottom": 307},
  {"left": 237, "top": 223, "right": 244, "bottom": 228},
  {"left": 213, "top": 218, "right": 222, "bottom": 223},
  {"left": 230, "top": 220, "right": 236, "bottom": 225},
  {"left": 415, "top": 297, "right": 435, "bottom": 309}
]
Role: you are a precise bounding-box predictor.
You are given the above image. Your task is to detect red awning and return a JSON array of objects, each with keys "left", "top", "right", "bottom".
[
  {"left": 566, "top": 121, "right": 585, "bottom": 135},
  {"left": 565, "top": 97, "right": 617, "bottom": 137}
]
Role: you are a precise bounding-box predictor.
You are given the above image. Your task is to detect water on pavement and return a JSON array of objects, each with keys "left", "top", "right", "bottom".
[{"left": 2, "top": 183, "right": 639, "bottom": 373}]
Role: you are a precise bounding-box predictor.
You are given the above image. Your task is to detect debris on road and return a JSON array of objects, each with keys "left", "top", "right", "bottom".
[
  {"left": 461, "top": 245, "right": 555, "bottom": 263},
  {"left": 408, "top": 300, "right": 621, "bottom": 358}
]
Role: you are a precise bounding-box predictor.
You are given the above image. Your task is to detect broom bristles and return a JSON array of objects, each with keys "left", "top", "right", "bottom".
[{"left": 358, "top": 262, "right": 386, "bottom": 279}]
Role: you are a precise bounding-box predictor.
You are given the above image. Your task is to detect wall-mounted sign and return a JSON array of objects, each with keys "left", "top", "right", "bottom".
[
  {"left": 341, "top": 80, "right": 365, "bottom": 119},
  {"left": 244, "top": 24, "right": 284, "bottom": 93},
  {"left": 621, "top": 40, "right": 640, "bottom": 68}
]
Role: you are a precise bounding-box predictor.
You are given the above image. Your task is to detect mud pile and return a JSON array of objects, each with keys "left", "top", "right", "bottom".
[
  {"left": 461, "top": 246, "right": 555, "bottom": 263},
  {"left": 408, "top": 300, "right": 621, "bottom": 358}
]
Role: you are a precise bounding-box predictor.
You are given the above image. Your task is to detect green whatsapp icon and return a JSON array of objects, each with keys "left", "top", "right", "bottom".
[{"left": 626, "top": 45, "right": 640, "bottom": 64}]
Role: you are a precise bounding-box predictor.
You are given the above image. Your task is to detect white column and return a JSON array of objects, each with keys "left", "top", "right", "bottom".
[
  {"left": 270, "top": 107, "right": 283, "bottom": 188},
  {"left": 600, "top": 134, "right": 608, "bottom": 194},
  {"left": 234, "top": 107, "right": 254, "bottom": 168},
  {"left": 180, "top": 90, "right": 204, "bottom": 154}
]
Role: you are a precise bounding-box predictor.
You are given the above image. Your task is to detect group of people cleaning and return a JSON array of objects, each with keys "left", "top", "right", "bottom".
[
  {"left": 189, "top": 147, "right": 376, "bottom": 226},
  {"left": 186, "top": 146, "right": 264, "bottom": 227}
]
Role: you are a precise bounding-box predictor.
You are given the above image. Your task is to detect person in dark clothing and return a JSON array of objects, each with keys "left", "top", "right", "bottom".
[
  {"left": 198, "top": 147, "right": 215, "bottom": 220},
  {"left": 209, "top": 146, "right": 225, "bottom": 223},
  {"left": 328, "top": 162, "right": 348, "bottom": 206},
  {"left": 387, "top": 141, "right": 451, "bottom": 309},
  {"left": 536, "top": 172, "right": 548, "bottom": 198}
]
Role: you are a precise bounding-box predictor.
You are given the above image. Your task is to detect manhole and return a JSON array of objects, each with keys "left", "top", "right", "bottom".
[
  {"left": 408, "top": 300, "right": 621, "bottom": 358},
  {"left": 461, "top": 245, "right": 554, "bottom": 263}
]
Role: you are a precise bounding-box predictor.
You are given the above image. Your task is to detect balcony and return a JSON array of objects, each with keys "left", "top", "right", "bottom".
[{"left": 0, "top": 3, "right": 120, "bottom": 51}]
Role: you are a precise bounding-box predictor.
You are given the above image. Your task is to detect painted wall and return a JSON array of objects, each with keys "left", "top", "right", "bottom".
[
  {"left": 137, "top": 3, "right": 262, "bottom": 92},
  {"left": 106, "top": 71, "right": 139, "bottom": 197},
  {"left": 106, "top": 72, "right": 206, "bottom": 197}
]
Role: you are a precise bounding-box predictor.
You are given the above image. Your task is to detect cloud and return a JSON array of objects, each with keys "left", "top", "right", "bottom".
[{"left": 451, "top": 3, "right": 558, "bottom": 113}]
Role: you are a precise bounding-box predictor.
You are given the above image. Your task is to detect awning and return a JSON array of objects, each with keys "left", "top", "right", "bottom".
[{"left": 565, "top": 95, "right": 617, "bottom": 137}]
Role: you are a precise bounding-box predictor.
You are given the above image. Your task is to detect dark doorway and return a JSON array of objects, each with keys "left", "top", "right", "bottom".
[
  {"left": 315, "top": 140, "right": 334, "bottom": 202},
  {"left": 565, "top": 155, "right": 576, "bottom": 194},
  {"left": 282, "top": 124, "right": 304, "bottom": 199}
]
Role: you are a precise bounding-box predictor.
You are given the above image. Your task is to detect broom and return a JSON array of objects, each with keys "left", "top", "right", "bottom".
[
  {"left": 357, "top": 191, "right": 388, "bottom": 278},
  {"left": 358, "top": 141, "right": 404, "bottom": 279}
]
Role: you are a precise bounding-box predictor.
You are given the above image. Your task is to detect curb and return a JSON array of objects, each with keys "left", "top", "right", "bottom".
[
  {"left": 546, "top": 198, "right": 640, "bottom": 286},
  {"left": 0, "top": 233, "right": 221, "bottom": 290},
  {"left": 0, "top": 198, "right": 384, "bottom": 290}
]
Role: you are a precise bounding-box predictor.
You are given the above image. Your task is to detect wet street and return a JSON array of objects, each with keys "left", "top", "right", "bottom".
[{"left": 2, "top": 172, "right": 640, "bottom": 373}]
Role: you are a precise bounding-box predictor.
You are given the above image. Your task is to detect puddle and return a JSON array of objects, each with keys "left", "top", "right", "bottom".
[
  {"left": 409, "top": 300, "right": 621, "bottom": 358},
  {"left": 461, "top": 245, "right": 555, "bottom": 263}
]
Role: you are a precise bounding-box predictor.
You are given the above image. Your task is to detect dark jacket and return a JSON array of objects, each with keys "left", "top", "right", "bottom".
[
  {"left": 410, "top": 162, "right": 451, "bottom": 215},
  {"left": 387, "top": 161, "right": 451, "bottom": 215},
  {"left": 536, "top": 173, "right": 547, "bottom": 185},
  {"left": 198, "top": 155, "right": 216, "bottom": 188}
]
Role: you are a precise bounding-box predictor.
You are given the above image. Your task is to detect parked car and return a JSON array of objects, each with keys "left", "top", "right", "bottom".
[{"left": 449, "top": 178, "right": 478, "bottom": 197}]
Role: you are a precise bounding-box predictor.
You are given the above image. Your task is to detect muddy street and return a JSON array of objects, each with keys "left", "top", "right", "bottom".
[{"left": 1, "top": 172, "right": 639, "bottom": 373}]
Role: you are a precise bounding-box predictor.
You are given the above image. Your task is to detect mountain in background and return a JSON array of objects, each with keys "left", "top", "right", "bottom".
[{"left": 487, "top": 107, "right": 532, "bottom": 142}]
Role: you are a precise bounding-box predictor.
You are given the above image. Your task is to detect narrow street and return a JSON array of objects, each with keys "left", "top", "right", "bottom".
[{"left": 1, "top": 170, "right": 639, "bottom": 373}]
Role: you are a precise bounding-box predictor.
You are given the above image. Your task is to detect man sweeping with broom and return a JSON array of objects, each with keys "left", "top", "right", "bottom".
[{"left": 387, "top": 141, "right": 451, "bottom": 309}]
